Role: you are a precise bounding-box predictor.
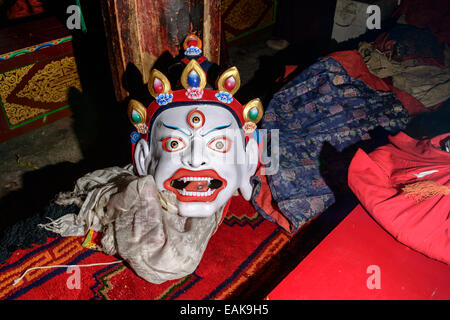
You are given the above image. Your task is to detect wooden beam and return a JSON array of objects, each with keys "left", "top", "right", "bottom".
[
  {"left": 203, "top": 0, "right": 221, "bottom": 64},
  {"left": 101, "top": 0, "right": 221, "bottom": 102}
]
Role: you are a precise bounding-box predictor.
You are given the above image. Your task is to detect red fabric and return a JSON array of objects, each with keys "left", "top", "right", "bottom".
[
  {"left": 348, "top": 132, "right": 450, "bottom": 264},
  {"left": 283, "top": 65, "right": 298, "bottom": 79},
  {"left": 267, "top": 205, "right": 450, "bottom": 300},
  {"left": 328, "top": 50, "right": 429, "bottom": 116},
  {"left": 181, "top": 56, "right": 207, "bottom": 65},
  {"left": 399, "top": 0, "right": 450, "bottom": 44},
  {"left": 253, "top": 167, "right": 291, "bottom": 232},
  {"left": 329, "top": 51, "right": 390, "bottom": 91}
]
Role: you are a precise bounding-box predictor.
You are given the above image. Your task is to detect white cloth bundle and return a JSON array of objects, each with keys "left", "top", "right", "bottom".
[{"left": 39, "top": 165, "right": 224, "bottom": 284}]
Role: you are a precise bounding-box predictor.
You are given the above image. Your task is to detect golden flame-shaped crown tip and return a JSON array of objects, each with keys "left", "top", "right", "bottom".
[
  {"left": 128, "top": 99, "right": 148, "bottom": 133},
  {"left": 217, "top": 66, "right": 241, "bottom": 96},
  {"left": 181, "top": 59, "right": 207, "bottom": 90},
  {"left": 243, "top": 98, "right": 264, "bottom": 124},
  {"left": 148, "top": 69, "right": 172, "bottom": 98}
]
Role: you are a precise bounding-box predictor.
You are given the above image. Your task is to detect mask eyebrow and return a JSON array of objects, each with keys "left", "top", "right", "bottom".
[
  {"left": 162, "top": 123, "right": 192, "bottom": 136},
  {"left": 200, "top": 123, "right": 232, "bottom": 137}
]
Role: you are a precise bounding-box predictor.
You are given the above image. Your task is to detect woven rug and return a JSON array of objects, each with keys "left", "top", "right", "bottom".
[{"left": 0, "top": 195, "right": 292, "bottom": 300}]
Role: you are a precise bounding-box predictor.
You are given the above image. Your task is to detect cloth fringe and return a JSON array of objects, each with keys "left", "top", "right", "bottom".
[{"left": 402, "top": 180, "right": 450, "bottom": 202}]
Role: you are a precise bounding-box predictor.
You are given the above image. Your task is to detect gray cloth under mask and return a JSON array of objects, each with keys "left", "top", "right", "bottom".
[{"left": 39, "top": 165, "right": 224, "bottom": 284}]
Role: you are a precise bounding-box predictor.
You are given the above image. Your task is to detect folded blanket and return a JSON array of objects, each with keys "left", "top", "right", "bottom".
[{"left": 252, "top": 53, "right": 410, "bottom": 233}]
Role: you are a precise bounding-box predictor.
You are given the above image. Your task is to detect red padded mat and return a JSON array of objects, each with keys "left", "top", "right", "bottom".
[{"left": 267, "top": 205, "right": 450, "bottom": 300}]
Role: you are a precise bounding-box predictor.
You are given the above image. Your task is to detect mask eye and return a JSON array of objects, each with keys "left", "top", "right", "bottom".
[
  {"left": 208, "top": 137, "right": 231, "bottom": 153},
  {"left": 187, "top": 109, "right": 205, "bottom": 129},
  {"left": 162, "top": 137, "right": 186, "bottom": 152}
]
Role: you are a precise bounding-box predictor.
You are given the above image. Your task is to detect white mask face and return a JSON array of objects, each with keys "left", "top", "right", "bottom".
[{"left": 134, "top": 104, "right": 259, "bottom": 217}]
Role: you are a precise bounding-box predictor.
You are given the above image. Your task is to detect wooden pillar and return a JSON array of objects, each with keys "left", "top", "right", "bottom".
[{"left": 101, "top": 0, "right": 221, "bottom": 102}]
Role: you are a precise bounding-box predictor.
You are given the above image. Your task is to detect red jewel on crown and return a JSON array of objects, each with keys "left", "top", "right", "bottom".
[
  {"left": 224, "top": 76, "right": 236, "bottom": 91},
  {"left": 153, "top": 78, "right": 164, "bottom": 94}
]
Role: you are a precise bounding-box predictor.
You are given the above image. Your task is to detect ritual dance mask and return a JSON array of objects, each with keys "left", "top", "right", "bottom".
[{"left": 128, "top": 35, "right": 264, "bottom": 218}]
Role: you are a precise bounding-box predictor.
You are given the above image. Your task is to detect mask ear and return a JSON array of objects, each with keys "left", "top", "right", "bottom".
[
  {"left": 134, "top": 139, "right": 150, "bottom": 176},
  {"left": 239, "top": 138, "right": 259, "bottom": 200}
]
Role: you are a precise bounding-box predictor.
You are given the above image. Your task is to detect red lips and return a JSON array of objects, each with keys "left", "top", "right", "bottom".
[{"left": 163, "top": 168, "right": 227, "bottom": 202}]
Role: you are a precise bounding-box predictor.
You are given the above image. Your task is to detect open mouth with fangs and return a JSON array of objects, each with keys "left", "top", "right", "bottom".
[{"left": 163, "top": 168, "right": 227, "bottom": 202}]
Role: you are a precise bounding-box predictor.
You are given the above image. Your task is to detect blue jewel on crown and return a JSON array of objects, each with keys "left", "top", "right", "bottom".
[
  {"left": 155, "top": 92, "right": 173, "bottom": 106},
  {"left": 187, "top": 70, "right": 201, "bottom": 87},
  {"left": 215, "top": 91, "right": 233, "bottom": 104}
]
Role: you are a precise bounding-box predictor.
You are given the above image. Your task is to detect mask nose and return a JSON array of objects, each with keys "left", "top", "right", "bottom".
[{"left": 182, "top": 137, "right": 207, "bottom": 168}]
